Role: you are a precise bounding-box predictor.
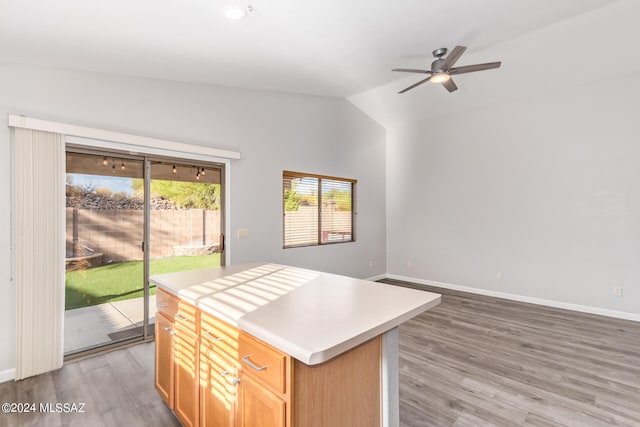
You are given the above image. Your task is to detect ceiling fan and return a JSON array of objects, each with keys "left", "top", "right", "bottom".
[{"left": 392, "top": 46, "right": 501, "bottom": 94}]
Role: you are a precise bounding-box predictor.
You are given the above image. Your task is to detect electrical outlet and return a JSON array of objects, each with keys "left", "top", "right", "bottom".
[
  {"left": 237, "top": 228, "right": 249, "bottom": 238},
  {"left": 368, "top": 260, "right": 373, "bottom": 268},
  {"left": 496, "top": 272, "right": 503, "bottom": 280},
  {"left": 613, "top": 287, "right": 623, "bottom": 296},
  {"left": 407, "top": 260, "right": 412, "bottom": 268}
]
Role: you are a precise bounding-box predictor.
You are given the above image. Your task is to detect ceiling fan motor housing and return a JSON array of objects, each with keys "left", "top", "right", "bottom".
[
  {"left": 432, "top": 47, "right": 448, "bottom": 58},
  {"left": 431, "top": 58, "right": 448, "bottom": 73}
]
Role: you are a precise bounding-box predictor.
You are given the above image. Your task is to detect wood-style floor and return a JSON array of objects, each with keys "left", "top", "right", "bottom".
[
  {"left": 1, "top": 280, "right": 639, "bottom": 427},
  {"left": 0, "top": 342, "right": 180, "bottom": 427},
  {"left": 382, "top": 279, "right": 640, "bottom": 427}
]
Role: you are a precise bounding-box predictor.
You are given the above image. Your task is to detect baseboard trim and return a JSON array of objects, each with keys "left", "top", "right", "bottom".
[
  {"left": 365, "top": 273, "right": 388, "bottom": 282},
  {"left": 385, "top": 274, "right": 640, "bottom": 323},
  {"left": 0, "top": 368, "right": 15, "bottom": 383}
]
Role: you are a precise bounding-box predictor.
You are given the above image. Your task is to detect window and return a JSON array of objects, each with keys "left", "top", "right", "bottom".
[{"left": 283, "top": 171, "right": 356, "bottom": 248}]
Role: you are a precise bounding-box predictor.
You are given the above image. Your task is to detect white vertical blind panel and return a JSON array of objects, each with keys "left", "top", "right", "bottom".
[{"left": 13, "top": 128, "right": 65, "bottom": 380}]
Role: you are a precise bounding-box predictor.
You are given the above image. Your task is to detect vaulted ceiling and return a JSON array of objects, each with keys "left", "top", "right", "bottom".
[{"left": 1, "top": 0, "right": 637, "bottom": 126}]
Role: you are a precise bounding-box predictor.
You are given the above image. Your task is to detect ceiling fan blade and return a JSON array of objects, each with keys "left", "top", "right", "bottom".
[
  {"left": 392, "top": 68, "right": 431, "bottom": 74},
  {"left": 442, "top": 78, "right": 458, "bottom": 93},
  {"left": 449, "top": 61, "right": 501, "bottom": 75},
  {"left": 398, "top": 76, "right": 432, "bottom": 94},
  {"left": 441, "top": 46, "right": 466, "bottom": 69}
]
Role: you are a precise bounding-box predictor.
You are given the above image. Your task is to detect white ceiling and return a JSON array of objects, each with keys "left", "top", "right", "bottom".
[{"left": 1, "top": 0, "right": 637, "bottom": 126}]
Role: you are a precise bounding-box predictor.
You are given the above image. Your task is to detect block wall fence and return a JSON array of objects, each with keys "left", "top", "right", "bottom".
[{"left": 66, "top": 208, "right": 221, "bottom": 263}]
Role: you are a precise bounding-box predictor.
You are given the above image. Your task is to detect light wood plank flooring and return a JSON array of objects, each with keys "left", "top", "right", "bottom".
[
  {"left": 382, "top": 279, "right": 640, "bottom": 427},
  {"left": 1, "top": 281, "right": 639, "bottom": 427},
  {"left": 0, "top": 342, "right": 180, "bottom": 427}
]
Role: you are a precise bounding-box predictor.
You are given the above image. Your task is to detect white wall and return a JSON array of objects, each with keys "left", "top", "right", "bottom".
[
  {"left": 387, "top": 71, "right": 640, "bottom": 317},
  {"left": 0, "top": 62, "right": 386, "bottom": 376}
]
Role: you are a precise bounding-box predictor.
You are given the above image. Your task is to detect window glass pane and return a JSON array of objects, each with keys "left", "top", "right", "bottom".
[
  {"left": 320, "top": 179, "right": 353, "bottom": 243},
  {"left": 283, "top": 176, "right": 318, "bottom": 247},
  {"left": 283, "top": 172, "right": 355, "bottom": 248}
]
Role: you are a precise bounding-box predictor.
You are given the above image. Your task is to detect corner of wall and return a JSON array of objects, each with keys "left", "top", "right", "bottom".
[{"left": 0, "top": 368, "right": 16, "bottom": 383}]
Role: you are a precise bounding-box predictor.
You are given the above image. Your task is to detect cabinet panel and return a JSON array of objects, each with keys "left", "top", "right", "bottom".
[
  {"left": 175, "top": 327, "right": 199, "bottom": 427},
  {"left": 200, "top": 343, "right": 237, "bottom": 427},
  {"left": 155, "top": 312, "right": 174, "bottom": 409},
  {"left": 237, "top": 373, "right": 285, "bottom": 427},
  {"left": 294, "top": 336, "right": 381, "bottom": 427}
]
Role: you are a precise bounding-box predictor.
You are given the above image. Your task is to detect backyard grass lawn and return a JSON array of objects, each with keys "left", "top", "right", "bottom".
[{"left": 65, "top": 253, "right": 221, "bottom": 310}]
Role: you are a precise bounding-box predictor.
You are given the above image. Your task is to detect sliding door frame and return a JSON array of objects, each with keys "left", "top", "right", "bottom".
[
  {"left": 64, "top": 145, "right": 226, "bottom": 360},
  {"left": 142, "top": 154, "right": 227, "bottom": 341}
]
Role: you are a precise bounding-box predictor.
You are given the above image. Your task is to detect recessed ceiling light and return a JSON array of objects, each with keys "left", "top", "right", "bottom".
[{"left": 224, "top": 7, "right": 247, "bottom": 20}]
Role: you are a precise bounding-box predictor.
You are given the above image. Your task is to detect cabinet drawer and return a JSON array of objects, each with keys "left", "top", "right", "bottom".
[
  {"left": 200, "top": 311, "right": 240, "bottom": 359},
  {"left": 156, "top": 288, "right": 178, "bottom": 319},
  {"left": 239, "top": 333, "right": 288, "bottom": 394},
  {"left": 175, "top": 300, "right": 199, "bottom": 335}
]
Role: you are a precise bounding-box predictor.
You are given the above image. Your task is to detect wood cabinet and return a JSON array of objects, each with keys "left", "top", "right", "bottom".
[
  {"left": 155, "top": 312, "right": 175, "bottom": 408},
  {"left": 236, "top": 373, "right": 286, "bottom": 427},
  {"left": 199, "top": 307, "right": 240, "bottom": 427},
  {"left": 174, "top": 326, "right": 199, "bottom": 427},
  {"left": 155, "top": 288, "right": 200, "bottom": 427},
  {"left": 292, "top": 337, "right": 381, "bottom": 427},
  {"left": 199, "top": 311, "right": 288, "bottom": 427},
  {"left": 200, "top": 338, "right": 237, "bottom": 427},
  {"left": 157, "top": 288, "right": 380, "bottom": 427}
]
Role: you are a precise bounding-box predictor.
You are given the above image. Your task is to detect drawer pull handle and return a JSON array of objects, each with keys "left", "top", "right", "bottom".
[
  {"left": 220, "top": 370, "right": 229, "bottom": 377},
  {"left": 204, "top": 331, "right": 223, "bottom": 341},
  {"left": 232, "top": 378, "right": 241, "bottom": 385},
  {"left": 169, "top": 331, "right": 176, "bottom": 336},
  {"left": 242, "top": 355, "right": 268, "bottom": 371},
  {"left": 176, "top": 314, "right": 189, "bottom": 322},
  {"left": 157, "top": 303, "right": 168, "bottom": 308}
]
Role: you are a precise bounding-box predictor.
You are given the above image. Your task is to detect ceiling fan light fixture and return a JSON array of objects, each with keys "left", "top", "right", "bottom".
[
  {"left": 394, "top": 46, "right": 501, "bottom": 94},
  {"left": 431, "top": 73, "right": 450, "bottom": 84}
]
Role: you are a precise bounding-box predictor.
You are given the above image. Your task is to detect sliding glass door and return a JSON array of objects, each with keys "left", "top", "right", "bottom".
[
  {"left": 64, "top": 149, "right": 224, "bottom": 356},
  {"left": 149, "top": 161, "right": 223, "bottom": 275},
  {"left": 64, "top": 151, "right": 146, "bottom": 354},
  {"left": 147, "top": 161, "right": 224, "bottom": 333}
]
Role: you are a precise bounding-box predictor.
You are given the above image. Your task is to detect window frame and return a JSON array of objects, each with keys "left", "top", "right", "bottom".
[{"left": 282, "top": 170, "right": 357, "bottom": 249}]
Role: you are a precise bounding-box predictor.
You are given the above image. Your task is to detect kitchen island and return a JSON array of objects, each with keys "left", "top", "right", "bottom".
[{"left": 151, "top": 262, "right": 440, "bottom": 427}]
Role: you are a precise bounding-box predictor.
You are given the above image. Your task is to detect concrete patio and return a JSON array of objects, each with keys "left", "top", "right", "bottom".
[{"left": 64, "top": 295, "right": 157, "bottom": 354}]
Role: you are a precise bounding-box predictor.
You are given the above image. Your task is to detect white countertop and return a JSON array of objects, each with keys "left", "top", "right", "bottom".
[{"left": 150, "top": 262, "right": 441, "bottom": 365}]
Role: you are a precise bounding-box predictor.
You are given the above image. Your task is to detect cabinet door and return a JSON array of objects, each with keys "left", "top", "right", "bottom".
[
  {"left": 155, "top": 313, "right": 174, "bottom": 408},
  {"left": 175, "top": 328, "right": 199, "bottom": 427},
  {"left": 200, "top": 344, "right": 236, "bottom": 427},
  {"left": 237, "top": 374, "right": 285, "bottom": 427}
]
